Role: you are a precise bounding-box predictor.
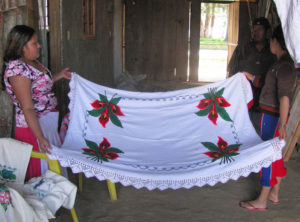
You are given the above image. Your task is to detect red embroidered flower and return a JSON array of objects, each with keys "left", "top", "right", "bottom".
[
  {"left": 91, "top": 100, "right": 107, "bottom": 109},
  {"left": 196, "top": 88, "right": 232, "bottom": 125},
  {"left": 81, "top": 148, "right": 97, "bottom": 155},
  {"left": 82, "top": 138, "right": 124, "bottom": 163},
  {"left": 217, "top": 136, "right": 228, "bottom": 152},
  {"left": 208, "top": 104, "right": 218, "bottom": 125},
  {"left": 196, "top": 98, "right": 212, "bottom": 109},
  {"left": 99, "top": 109, "right": 109, "bottom": 128},
  {"left": 215, "top": 97, "right": 230, "bottom": 108},
  {"left": 110, "top": 104, "right": 125, "bottom": 116},
  {"left": 88, "top": 93, "right": 125, "bottom": 128},
  {"left": 202, "top": 136, "right": 241, "bottom": 164}
]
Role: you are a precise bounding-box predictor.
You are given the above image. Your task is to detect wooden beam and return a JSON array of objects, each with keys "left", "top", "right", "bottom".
[{"left": 189, "top": 0, "right": 200, "bottom": 82}]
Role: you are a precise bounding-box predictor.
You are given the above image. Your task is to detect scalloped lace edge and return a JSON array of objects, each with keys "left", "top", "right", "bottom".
[{"left": 48, "top": 150, "right": 282, "bottom": 191}]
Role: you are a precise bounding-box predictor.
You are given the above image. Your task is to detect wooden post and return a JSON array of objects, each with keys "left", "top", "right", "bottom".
[
  {"left": 26, "top": 0, "right": 39, "bottom": 31},
  {"left": 227, "top": 1, "right": 239, "bottom": 75},
  {"left": 175, "top": 0, "right": 189, "bottom": 81},
  {"left": 283, "top": 83, "right": 300, "bottom": 161},
  {"left": 189, "top": 0, "right": 200, "bottom": 82},
  {"left": 49, "top": 0, "right": 61, "bottom": 73}
]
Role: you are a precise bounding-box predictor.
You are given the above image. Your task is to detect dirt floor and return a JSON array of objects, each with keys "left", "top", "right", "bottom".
[{"left": 54, "top": 143, "right": 300, "bottom": 222}]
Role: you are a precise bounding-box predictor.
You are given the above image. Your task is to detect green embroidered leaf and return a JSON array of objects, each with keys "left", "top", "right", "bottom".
[
  {"left": 227, "top": 152, "right": 240, "bottom": 157},
  {"left": 110, "top": 97, "right": 121, "bottom": 105},
  {"left": 99, "top": 93, "right": 109, "bottom": 103},
  {"left": 100, "top": 156, "right": 109, "bottom": 162},
  {"left": 0, "top": 186, "right": 9, "bottom": 192},
  {"left": 215, "top": 88, "right": 225, "bottom": 97},
  {"left": 195, "top": 109, "right": 209, "bottom": 116},
  {"left": 224, "top": 144, "right": 241, "bottom": 152},
  {"left": 1, "top": 203, "right": 8, "bottom": 212},
  {"left": 215, "top": 105, "right": 232, "bottom": 122},
  {"left": 212, "top": 157, "right": 221, "bottom": 162},
  {"left": 85, "top": 140, "right": 99, "bottom": 151},
  {"left": 195, "top": 103, "right": 213, "bottom": 116},
  {"left": 201, "top": 142, "right": 220, "bottom": 151},
  {"left": 108, "top": 108, "right": 123, "bottom": 128},
  {"left": 104, "top": 148, "right": 124, "bottom": 154},
  {"left": 203, "top": 92, "right": 212, "bottom": 99},
  {"left": 82, "top": 152, "right": 97, "bottom": 157},
  {"left": 88, "top": 106, "right": 106, "bottom": 117}
]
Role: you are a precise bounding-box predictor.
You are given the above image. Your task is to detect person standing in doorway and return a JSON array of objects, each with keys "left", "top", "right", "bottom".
[{"left": 228, "top": 17, "right": 275, "bottom": 132}]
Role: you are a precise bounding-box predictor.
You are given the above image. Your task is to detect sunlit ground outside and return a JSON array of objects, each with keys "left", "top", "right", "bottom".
[{"left": 198, "top": 49, "right": 228, "bottom": 82}]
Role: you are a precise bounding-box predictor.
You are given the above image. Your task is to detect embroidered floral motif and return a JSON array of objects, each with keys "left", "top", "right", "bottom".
[
  {"left": 196, "top": 87, "right": 232, "bottom": 125},
  {"left": 0, "top": 186, "right": 12, "bottom": 212},
  {"left": 0, "top": 165, "right": 16, "bottom": 182},
  {"left": 82, "top": 138, "right": 124, "bottom": 163},
  {"left": 202, "top": 137, "right": 241, "bottom": 164},
  {"left": 89, "top": 93, "right": 125, "bottom": 128}
]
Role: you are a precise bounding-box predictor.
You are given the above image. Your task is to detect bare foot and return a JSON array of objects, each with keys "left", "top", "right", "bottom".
[
  {"left": 239, "top": 200, "right": 267, "bottom": 210},
  {"left": 268, "top": 192, "right": 280, "bottom": 204}
]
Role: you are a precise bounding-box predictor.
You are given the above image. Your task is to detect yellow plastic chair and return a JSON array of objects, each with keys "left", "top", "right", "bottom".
[
  {"left": 78, "top": 173, "right": 117, "bottom": 201},
  {"left": 31, "top": 151, "right": 79, "bottom": 222}
]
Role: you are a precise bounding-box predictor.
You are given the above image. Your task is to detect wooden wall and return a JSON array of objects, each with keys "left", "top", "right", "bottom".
[
  {"left": 124, "top": 0, "right": 189, "bottom": 81},
  {"left": 61, "top": 0, "right": 114, "bottom": 86}
]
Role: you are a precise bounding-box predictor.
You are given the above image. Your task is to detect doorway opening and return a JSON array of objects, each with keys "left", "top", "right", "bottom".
[{"left": 198, "top": 2, "right": 229, "bottom": 82}]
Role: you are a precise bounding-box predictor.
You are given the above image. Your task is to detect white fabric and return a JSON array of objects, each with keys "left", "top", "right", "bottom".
[
  {"left": 274, "top": 0, "right": 300, "bottom": 63},
  {"left": 0, "top": 138, "right": 76, "bottom": 221},
  {"left": 0, "top": 186, "right": 50, "bottom": 222},
  {"left": 23, "top": 170, "right": 77, "bottom": 214},
  {"left": 0, "top": 138, "right": 51, "bottom": 221},
  {"left": 39, "top": 112, "right": 69, "bottom": 178},
  {"left": 47, "top": 73, "right": 285, "bottom": 190},
  {"left": 39, "top": 112, "right": 62, "bottom": 148},
  {"left": 0, "top": 138, "right": 32, "bottom": 184}
]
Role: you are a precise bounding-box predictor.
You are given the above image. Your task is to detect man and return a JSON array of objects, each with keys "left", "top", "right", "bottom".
[{"left": 228, "top": 17, "right": 275, "bottom": 132}]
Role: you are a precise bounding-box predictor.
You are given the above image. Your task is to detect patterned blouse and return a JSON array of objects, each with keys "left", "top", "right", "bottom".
[{"left": 4, "top": 59, "right": 57, "bottom": 127}]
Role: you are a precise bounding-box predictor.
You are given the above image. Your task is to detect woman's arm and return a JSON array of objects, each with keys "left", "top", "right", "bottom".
[
  {"left": 52, "top": 67, "right": 71, "bottom": 82},
  {"left": 9, "top": 76, "right": 52, "bottom": 153},
  {"left": 278, "top": 96, "right": 290, "bottom": 140}
]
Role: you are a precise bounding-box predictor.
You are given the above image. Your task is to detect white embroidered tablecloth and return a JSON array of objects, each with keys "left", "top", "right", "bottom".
[{"left": 48, "top": 73, "right": 285, "bottom": 190}]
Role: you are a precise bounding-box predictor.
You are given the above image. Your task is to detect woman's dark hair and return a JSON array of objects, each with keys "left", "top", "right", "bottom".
[
  {"left": 1, "top": 25, "right": 35, "bottom": 90},
  {"left": 271, "top": 25, "right": 287, "bottom": 51}
]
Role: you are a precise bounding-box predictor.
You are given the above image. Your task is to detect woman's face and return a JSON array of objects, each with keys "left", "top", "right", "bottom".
[{"left": 22, "top": 34, "right": 40, "bottom": 61}]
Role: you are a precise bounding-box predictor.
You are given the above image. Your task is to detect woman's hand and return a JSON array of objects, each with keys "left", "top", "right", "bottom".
[
  {"left": 278, "top": 124, "right": 287, "bottom": 140},
  {"left": 53, "top": 67, "right": 71, "bottom": 82},
  {"left": 37, "top": 136, "right": 52, "bottom": 154},
  {"left": 242, "top": 71, "right": 254, "bottom": 81}
]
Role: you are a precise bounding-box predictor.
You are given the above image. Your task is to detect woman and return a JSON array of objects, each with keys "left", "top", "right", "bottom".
[
  {"left": 2, "top": 25, "right": 71, "bottom": 180},
  {"left": 240, "top": 25, "right": 298, "bottom": 210}
]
